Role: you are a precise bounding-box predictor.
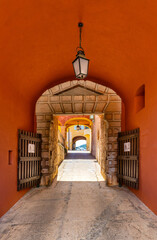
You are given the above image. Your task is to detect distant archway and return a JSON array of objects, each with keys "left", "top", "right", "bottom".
[
  {"left": 72, "top": 136, "right": 86, "bottom": 150},
  {"left": 64, "top": 117, "right": 92, "bottom": 130}
]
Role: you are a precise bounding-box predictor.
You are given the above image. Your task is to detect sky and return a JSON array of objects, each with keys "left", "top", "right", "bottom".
[{"left": 76, "top": 140, "right": 86, "bottom": 147}]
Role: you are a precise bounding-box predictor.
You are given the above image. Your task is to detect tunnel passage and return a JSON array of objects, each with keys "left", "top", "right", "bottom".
[
  {"left": 35, "top": 80, "right": 122, "bottom": 186},
  {"left": 1, "top": 0, "right": 157, "bottom": 219}
]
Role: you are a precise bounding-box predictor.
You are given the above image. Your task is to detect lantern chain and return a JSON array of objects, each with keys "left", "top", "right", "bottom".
[
  {"left": 77, "top": 22, "right": 84, "bottom": 52},
  {"left": 79, "top": 26, "right": 82, "bottom": 49}
]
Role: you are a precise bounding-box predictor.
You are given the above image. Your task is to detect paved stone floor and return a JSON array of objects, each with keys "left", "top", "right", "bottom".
[{"left": 0, "top": 153, "right": 157, "bottom": 240}]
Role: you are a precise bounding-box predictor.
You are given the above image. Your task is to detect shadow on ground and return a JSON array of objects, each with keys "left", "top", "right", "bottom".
[{"left": 65, "top": 152, "right": 95, "bottom": 159}]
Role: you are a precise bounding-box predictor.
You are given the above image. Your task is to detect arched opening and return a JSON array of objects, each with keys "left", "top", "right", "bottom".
[
  {"left": 35, "top": 80, "right": 122, "bottom": 186},
  {"left": 72, "top": 136, "right": 87, "bottom": 150},
  {"left": 64, "top": 119, "right": 92, "bottom": 152},
  {"left": 1, "top": 0, "right": 157, "bottom": 221}
]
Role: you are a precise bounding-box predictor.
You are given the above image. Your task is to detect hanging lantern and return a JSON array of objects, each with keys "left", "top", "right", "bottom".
[
  {"left": 76, "top": 121, "right": 80, "bottom": 131},
  {"left": 72, "top": 22, "right": 89, "bottom": 79}
]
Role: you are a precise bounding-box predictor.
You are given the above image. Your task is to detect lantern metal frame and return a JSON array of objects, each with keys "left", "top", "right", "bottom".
[
  {"left": 76, "top": 121, "right": 81, "bottom": 131},
  {"left": 72, "top": 22, "right": 89, "bottom": 79}
]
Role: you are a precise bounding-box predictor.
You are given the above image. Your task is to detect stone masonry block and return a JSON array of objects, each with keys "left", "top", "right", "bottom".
[
  {"left": 110, "top": 95, "right": 121, "bottom": 101},
  {"left": 113, "top": 127, "right": 121, "bottom": 136},
  {"left": 41, "top": 168, "right": 49, "bottom": 174},
  {"left": 37, "top": 129, "right": 45, "bottom": 135},
  {"left": 42, "top": 137, "right": 49, "bottom": 143},
  {"left": 36, "top": 115, "right": 45, "bottom": 120},
  {"left": 109, "top": 122, "right": 121, "bottom": 127},
  {"left": 106, "top": 102, "right": 121, "bottom": 112},
  {"left": 108, "top": 143, "right": 112, "bottom": 151},
  {"left": 108, "top": 128, "right": 113, "bottom": 136},
  {"left": 41, "top": 151, "right": 49, "bottom": 158},
  {"left": 107, "top": 152, "right": 117, "bottom": 159},
  {"left": 38, "top": 96, "right": 48, "bottom": 102},
  {"left": 45, "top": 130, "right": 49, "bottom": 136},
  {"left": 105, "top": 114, "right": 113, "bottom": 120},
  {"left": 41, "top": 143, "right": 49, "bottom": 151},
  {"left": 45, "top": 160, "right": 49, "bottom": 166},
  {"left": 108, "top": 137, "right": 117, "bottom": 142},
  {"left": 61, "top": 81, "right": 71, "bottom": 89},
  {"left": 109, "top": 167, "right": 117, "bottom": 173},
  {"left": 114, "top": 113, "right": 121, "bottom": 120},
  {"left": 41, "top": 160, "right": 46, "bottom": 168},
  {"left": 50, "top": 96, "right": 59, "bottom": 102},
  {"left": 45, "top": 115, "right": 52, "bottom": 120},
  {"left": 36, "top": 103, "right": 50, "bottom": 113},
  {"left": 114, "top": 143, "right": 118, "bottom": 150},
  {"left": 37, "top": 122, "right": 50, "bottom": 128}
]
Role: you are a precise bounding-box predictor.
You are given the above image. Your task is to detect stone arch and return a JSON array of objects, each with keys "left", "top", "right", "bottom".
[
  {"left": 35, "top": 80, "right": 122, "bottom": 186},
  {"left": 35, "top": 76, "right": 125, "bottom": 105},
  {"left": 72, "top": 136, "right": 87, "bottom": 150},
  {"left": 64, "top": 117, "right": 92, "bottom": 130},
  {"left": 72, "top": 136, "right": 86, "bottom": 144}
]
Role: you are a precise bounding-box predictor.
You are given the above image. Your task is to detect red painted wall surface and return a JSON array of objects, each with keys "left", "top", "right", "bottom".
[
  {"left": 121, "top": 102, "right": 125, "bottom": 132},
  {"left": 0, "top": 0, "right": 157, "bottom": 216},
  {"left": 0, "top": 87, "right": 34, "bottom": 217},
  {"left": 125, "top": 84, "right": 157, "bottom": 215}
]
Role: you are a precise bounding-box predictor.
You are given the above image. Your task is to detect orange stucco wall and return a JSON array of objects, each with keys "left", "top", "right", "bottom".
[
  {"left": 125, "top": 85, "right": 157, "bottom": 215},
  {"left": 0, "top": 0, "right": 157, "bottom": 217},
  {"left": 0, "top": 87, "right": 34, "bottom": 217},
  {"left": 2, "top": 82, "right": 157, "bottom": 216},
  {"left": 121, "top": 102, "right": 125, "bottom": 132}
]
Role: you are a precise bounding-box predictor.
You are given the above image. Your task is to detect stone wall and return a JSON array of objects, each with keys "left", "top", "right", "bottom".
[
  {"left": 99, "top": 115, "right": 108, "bottom": 180},
  {"left": 58, "top": 130, "right": 65, "bottom": 166},
  {"left": 57, "top": 143, "right": 65, "bottom": 166},
  {"left": 91, "top": 115, "right": 108, "bottom": 180},
  {"left": 36, "top": 87, "right": 121, "bottom": 186},
  {"left": 36, "top": 113, "right": 65, "bottom": 186},
  {"left": 92, "top": 107, "right": 121, "bottom": 186},
  {"left": 91, "top": 115, "right": 101, "bottom": 162},
  {"left": 36, "top": 113, "right": 52, "bottom": 185},
  {"left": 49, "top": 116, "right": 59, "bottom": 184},
  {"left": 105, "top": 106, "right": 121, "bottom": 186}
]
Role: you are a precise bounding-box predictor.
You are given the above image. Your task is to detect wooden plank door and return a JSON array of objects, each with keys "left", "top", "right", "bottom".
[
  {"left": 118, "top": 128, "right": 139, "bottom": 189},
  {"left": 17, "top": 129, "right": 42, "bottom": 191}
]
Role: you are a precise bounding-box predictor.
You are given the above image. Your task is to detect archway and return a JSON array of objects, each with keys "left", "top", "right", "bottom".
[
  {"left": 64, "top": 118, "right": 92, "bottom": 151},
  {"left": 1, "top": 0, "right": 157, "bottom": 219},
  {"left": 72, "top": 136, "right": 87, "bottom": 150},
  {"left": 35, "top": 80, "right": 122, "bottom": 186}
]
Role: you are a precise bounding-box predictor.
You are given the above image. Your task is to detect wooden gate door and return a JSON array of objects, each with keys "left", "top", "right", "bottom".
[
  {"left": 118, "top": 128, "right": 139, "bottom": 189},
  {"left": 17, "top": 130, "right": 42, "bottom": 191}
]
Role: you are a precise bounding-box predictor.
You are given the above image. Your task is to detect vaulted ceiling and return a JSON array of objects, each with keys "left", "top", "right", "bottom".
[
  {"left": 36, "top": 80, "right": 121, "bottom": 115},
  {"left": 0, "top": 0, "right": 156, "bottom": 104},
  {"left": 64, "top": 118, "right": 92, "bottom": 129}
]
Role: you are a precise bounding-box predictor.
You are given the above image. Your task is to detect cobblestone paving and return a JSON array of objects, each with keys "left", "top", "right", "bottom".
[{"left": 0, "top": 153, "right": 157, "bottom": 240}]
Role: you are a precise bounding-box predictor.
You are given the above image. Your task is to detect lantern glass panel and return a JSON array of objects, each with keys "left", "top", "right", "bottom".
[
  {"left": 80, "top": 58, "right": 89, "bottom": 75},
  {"left": 77, "top": 125, "right": 80, "bottom": 130},
  {"left": 73, "top": 58, "right": 80, "bottom": 76}
]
